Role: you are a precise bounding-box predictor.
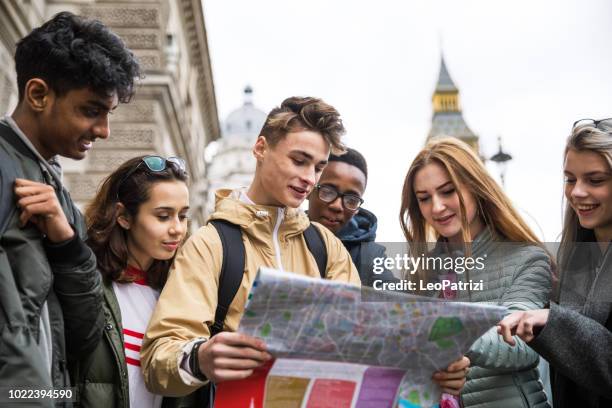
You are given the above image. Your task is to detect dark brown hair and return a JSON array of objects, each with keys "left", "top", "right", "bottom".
[
  {"left": 260, "top": 96, "right": 346, "bottom": 154},
  {"left": 85, "top": 156, "right": 188, "bottom": 289}
]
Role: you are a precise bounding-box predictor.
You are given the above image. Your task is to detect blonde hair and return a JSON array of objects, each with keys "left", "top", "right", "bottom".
[
  {"left": 260, "top": 96, "right": 346, "bottom": 155},
  {"left": 399, "top": 137, "right": 543, "bottom": 283},
  {"left": 560, "top": 121, "right": 612, "bottom": 270}
]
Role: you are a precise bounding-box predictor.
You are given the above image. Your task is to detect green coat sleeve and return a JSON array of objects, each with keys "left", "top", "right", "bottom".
[{"left": 467, "top": 248, "right": 552, "bottom": 371}]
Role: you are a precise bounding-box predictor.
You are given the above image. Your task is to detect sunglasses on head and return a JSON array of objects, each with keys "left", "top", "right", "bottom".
[
  {"left": 116, "top": 155, "right": 186, "bottom": 200},
  {"left": 572, "top": 118, "right": 612, "bottom": 129}
]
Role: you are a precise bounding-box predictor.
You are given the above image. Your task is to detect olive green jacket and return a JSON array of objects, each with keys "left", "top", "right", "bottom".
[
  {"left": 71, "top": 280, "right": 198, "bottom": 408},
  {"left": 70, "top": 281, "right": 129, "bottom": 407}
]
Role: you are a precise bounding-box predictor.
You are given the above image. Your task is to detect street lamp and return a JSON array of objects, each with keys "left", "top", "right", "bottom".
[{"left": 490, "top": 136, "right": 512, "bottom": 187}]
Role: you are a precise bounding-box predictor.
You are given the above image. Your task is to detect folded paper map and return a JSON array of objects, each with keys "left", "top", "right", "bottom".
[{"left": 216, "top": 268, "right": 506, "bottom": 408}]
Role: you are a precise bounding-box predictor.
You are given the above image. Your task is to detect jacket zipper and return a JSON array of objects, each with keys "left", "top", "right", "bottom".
[
  {"left": 59, "top": 358, "right": 69, "bottom": 400},
  {"left": 105, "top": 324, "right": 129, "bottom": 405},
  {"left": 273, "top": 208, "right": 285, "bottom": 271}
]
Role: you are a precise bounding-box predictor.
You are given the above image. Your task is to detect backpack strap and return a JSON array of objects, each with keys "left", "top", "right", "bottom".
[
  {"left": 303, "top": 223, "right": 327, "bottom": 278},
  {"left": 0, "top": 125, "right": 21, "bottom": 236},
  {"left": 208, "top": 219, "right": 245, "bottom": 337},
  {"left": 0, "top": 151, "right": 17, "bottom": 235},
  {"left": 208, "top": 220, "right": 328, "bottom": 337},
  {"left": 0, "top": 121, "right": 37, "bottom": 161}
]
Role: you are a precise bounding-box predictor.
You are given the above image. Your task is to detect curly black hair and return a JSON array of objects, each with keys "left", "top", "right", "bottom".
[
  {"left": 15, "top": 11, "right": 141, "bottom": 103},
  {"left": 329, "top": 147, "right": 368, "bottom": 181}
]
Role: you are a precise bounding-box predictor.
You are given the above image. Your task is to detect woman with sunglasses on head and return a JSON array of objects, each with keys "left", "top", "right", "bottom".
[
  {"left": 400, "top": 137, "right": 553, "bottom": 408},
  {"left": 70, "top": 155, "right": 190, "bottom": 408},
  {"left": 499, "top": 119, "right": 612, "bottom": 408}
]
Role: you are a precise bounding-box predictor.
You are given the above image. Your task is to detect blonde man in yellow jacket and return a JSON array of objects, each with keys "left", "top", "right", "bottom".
[{"left": 140, "top": 97, "right": 361, "bottom": 398}]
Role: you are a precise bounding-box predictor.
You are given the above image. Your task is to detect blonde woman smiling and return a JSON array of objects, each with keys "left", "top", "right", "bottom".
[
  {"left": 400, "top": 137, "right": 552, "bottom": 408},
  {"left": 499, "top": 119, "right": 612, "bottom": 408}
]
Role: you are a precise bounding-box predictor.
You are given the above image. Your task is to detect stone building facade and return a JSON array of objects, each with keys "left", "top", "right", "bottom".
[
  {"left": 0, "top": 0, "right": 219, "bottom": 227},
  {"left": 203, "top": 85, "right": 266, "bottom": 218}
]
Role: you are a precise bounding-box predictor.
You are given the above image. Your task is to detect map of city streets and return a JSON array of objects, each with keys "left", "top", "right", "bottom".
[{"left": 216, "top": 268, "right": 506, "bottom": 408}]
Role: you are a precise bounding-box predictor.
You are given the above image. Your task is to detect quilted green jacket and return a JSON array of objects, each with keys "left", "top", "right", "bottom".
[{"left": 432, "top": 228, "right": 552, "bottom": 408}]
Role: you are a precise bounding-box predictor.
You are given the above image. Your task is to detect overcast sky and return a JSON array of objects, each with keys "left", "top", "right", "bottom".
[{"left": 203, "top": 0, "right": 612, "bottom": 242}]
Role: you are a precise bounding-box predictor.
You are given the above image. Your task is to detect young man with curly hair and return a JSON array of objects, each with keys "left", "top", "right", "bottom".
[{"left": 0, "top": 12, "right": 140, "bottom": 404}]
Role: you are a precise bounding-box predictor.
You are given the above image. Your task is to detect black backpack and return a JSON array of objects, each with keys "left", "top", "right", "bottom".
[
  {"left": 162, "top": 219, "right": 328, "bottom": 408},
  {"left": 207, "top": 218, "right": 327, "bottom": 336}
]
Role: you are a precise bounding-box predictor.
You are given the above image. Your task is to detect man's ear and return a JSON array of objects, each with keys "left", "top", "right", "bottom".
[
  {"left": 253, "top": 135, "right": 268, "bottom": 162},
  {"left": 115, "top": 202, "right": 131, "bottom": 230},
  {"left": 24, "top": 78, "right": 51, "bottom": 112}
]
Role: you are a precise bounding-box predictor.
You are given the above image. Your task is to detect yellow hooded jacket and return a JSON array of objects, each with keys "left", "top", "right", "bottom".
[{"left": 140, "top": 189, "right": 361, "bottom": 396}]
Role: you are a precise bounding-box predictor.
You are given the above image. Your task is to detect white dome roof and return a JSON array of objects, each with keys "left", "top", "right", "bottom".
[{"left": 223, "top": 86, "right": 267, "bottom": 142}]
